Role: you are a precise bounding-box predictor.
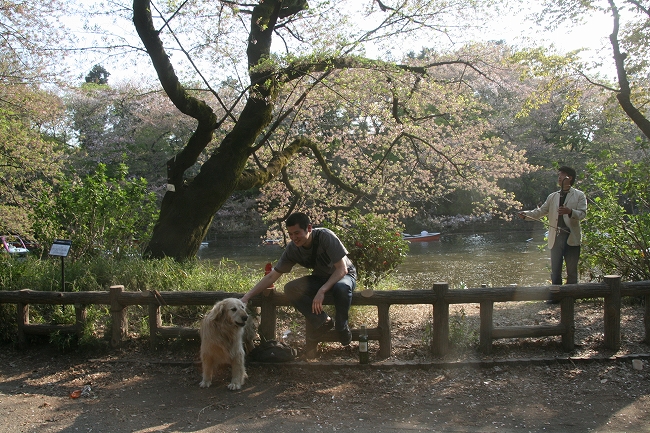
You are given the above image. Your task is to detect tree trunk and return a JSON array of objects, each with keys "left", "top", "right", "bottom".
[
  {"left": 135, "top": 0, "right": 286, "bottom": 260},
  {"left": 145, "top": 183, "right": 226, "bottom": 260},
  {"left": 145, "top": 129, "right": 262, "bottom": 260}
]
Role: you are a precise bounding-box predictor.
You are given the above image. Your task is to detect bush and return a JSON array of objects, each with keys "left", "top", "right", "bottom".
[
  {"left": 326, "top": 211, "right": 409, "bottom": 288},
  {"left": 582, "top": 160, "right": 650, "bottom": 281},
  {"left": 31, "top": 163, "right": 158, "bottom": 261},
  {"left": 0, "top": 255, "right": 260, "bottom": 345}
]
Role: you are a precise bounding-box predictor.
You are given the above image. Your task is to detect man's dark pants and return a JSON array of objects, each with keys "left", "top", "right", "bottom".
[
  {"left": 284, "top": 275, "right": 356, "bottom": 332},
  {"left": 550, "top": 231, "right": 580, "bottom": 285}
]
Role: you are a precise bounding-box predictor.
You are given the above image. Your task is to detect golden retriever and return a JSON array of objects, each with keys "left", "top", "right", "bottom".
[{"left": 199, "top": 298, "right": 249, "bottom": 390}]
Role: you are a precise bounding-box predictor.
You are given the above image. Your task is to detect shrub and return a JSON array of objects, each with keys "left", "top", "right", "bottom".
[
  {"left": 326, "top": 211, "right": 409, "bottom": 288},
  {"left": 0, "top": 255, "right": 260, "bottom": 345},
  {"left": 582, "top": 160, "right": 650, "bottom": 281},
  {"left": 31, "top": 163, "right": 158, "bottom": 261}
]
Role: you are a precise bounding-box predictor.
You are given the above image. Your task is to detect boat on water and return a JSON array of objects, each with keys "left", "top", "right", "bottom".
[
  {"left": 402, "top": 231, "right": 441, "bottom": 242},
  {"left": 1, "top": 235, "right": 30, "bottom": 258}
]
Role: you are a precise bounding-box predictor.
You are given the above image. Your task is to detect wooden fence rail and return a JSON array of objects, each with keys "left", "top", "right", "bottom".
[{"left": 2, "top": 276, "right": 650, "bottom": 358}]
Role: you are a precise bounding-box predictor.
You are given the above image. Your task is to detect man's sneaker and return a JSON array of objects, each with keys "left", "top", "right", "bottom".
[{"left": 338, "top": 328, "right": 352, "bottom": 346}]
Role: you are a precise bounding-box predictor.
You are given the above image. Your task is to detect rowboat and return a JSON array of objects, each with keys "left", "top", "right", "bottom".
[
  {"left": 1, "top": 235, "right": 30, "bottom": 258},
  {"left": 402, "top": 231, "right": 441, "bottom": 242}
]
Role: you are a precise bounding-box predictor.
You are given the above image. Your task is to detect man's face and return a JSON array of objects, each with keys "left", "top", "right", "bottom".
[
  {"left": 558, "top": 171, "right": 572, "bottom": 189},
  {"left": 287, "top": 223, "right": 311, "bottom": 247}
]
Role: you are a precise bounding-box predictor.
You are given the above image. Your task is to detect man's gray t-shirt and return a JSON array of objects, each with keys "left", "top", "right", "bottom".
[{"left": 274, "top": 228, "right": 357, "bottom": 279}]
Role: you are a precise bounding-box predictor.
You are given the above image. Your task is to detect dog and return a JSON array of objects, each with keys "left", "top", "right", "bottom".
[{"left": 199, "top": 298, "right": 250, "bottom": 390}]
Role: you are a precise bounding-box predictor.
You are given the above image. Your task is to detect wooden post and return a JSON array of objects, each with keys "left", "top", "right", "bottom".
[
  {"left": 259, "top": 292, "right": 277, "bottom": 341},
  {"left": 431, "top": 282, "right": 449, "bottom": 356},
  {"left": 604, "top": 275, "right": 621, "bottom": 350},
  {"left": 479, "top": 300, "right": 494, "bottom": 354},
  {"left": 17, "top": 302, "right": 28, "bottom": 349},
  {"left": 109, "top": 285, "right": 127, "bottom": 348},
  {"left": 560, "top": 296, "right": 575, "bottom": 351},
  {"left": 149, "top": 304, "right": 161, "bottom": 349},
  {"left": 645, "top": 294, "right": 650, "bottom": 345},
  {"left": 74, "top": 304, "right": 87, "bottom": 339},
  {"left": 377, "top": 304, "right": 391, "bottom": 359}
]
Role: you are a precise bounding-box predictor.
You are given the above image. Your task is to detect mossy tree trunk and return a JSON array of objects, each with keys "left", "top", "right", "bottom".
[{"left": 133, "top": 0, "right": 293, "bottom": 260}]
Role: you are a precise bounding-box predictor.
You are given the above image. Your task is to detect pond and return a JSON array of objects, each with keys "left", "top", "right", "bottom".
[{"left": 197, "top": 227, "right": 552, "bottom": 290}]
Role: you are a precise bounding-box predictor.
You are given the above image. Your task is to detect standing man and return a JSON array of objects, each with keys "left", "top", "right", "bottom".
[
  {"left": 241, "top": 212, "right": 357, "bottom": 358},
  {"left": 519, "top": 166, "right": 587, "bottom": 293}
]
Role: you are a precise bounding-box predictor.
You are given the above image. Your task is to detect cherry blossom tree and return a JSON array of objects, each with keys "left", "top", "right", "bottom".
[
  {"left": 67, "top": 78, "right": 196, "bottom": 189},
  {"left": 128, "top": 0, "right": 533, "bottom": 260}
]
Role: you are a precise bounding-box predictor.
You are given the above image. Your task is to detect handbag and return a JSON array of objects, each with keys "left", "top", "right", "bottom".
[{"left": 247, "top": 340, "right": 297, "bottom": 363}]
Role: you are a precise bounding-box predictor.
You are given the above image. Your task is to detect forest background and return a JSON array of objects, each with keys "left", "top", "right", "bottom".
[{"left": 1, "top": 0, "right": 649, "bottom": 283}]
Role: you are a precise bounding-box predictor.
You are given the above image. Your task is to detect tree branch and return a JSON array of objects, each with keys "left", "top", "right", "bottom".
[
  {"left": 608, "top": 0, "right": 650, "bottom": 139},
  {"left": 133, "top": 0, "right": 217, "bottom": 185},
  {"left": 235, "top": 136, "right": 368, "bottom": 200}
]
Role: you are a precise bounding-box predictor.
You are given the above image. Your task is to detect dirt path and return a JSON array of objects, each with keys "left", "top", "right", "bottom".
[
  {"left": 2, "top": 301, "right": 650, "bottom": 432},
  {"left": 1, "top": 346, "right": 650, "bottom": 433}
]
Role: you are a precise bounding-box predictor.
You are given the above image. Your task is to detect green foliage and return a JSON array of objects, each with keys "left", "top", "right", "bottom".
[
  {"left": 326, "top": 211, "right": 409, "bottom": 288},
  {"left": 0, "top": 255, "right": 258, "bottom": 293},
  {"left": 40, "top": 304, "right": 109, "bottom": 352},
  {"left": 85, "top": 64, "right": 110, "bottom": 85},
  {"left": 0, "top": 255, "right": 259, "bottom": 345},
  {"left": 0, "top": 94, "right": 64, "bottom": 239},
  {"left": 0, "top": 304, "right": 16, "bottom": 342},
  {"left": 582, "top": 160, "right": 650, "bottom": 281},
  {"left": 448, "top": 306, "right": 478, "bottom": 349},
  {"left": 31, "top": 163, "right": 158, "bottom": 261}
]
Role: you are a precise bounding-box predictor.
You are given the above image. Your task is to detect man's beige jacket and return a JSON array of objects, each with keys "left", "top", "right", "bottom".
[{"left": 522, "top": 187, "right": 587, "bottom": 249}]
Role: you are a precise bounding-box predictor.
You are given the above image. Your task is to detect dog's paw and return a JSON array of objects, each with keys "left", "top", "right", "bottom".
[
  {"left": 227, "top": 382, "right": 242, "bottom": 391},
  {"left": 199, "top": 380, "right": 211, "bottom": 388}
]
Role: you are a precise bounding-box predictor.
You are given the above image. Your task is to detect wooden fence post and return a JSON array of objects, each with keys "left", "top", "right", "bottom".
[
  {"left": 109, "top": 285, "right": 127, "bottom": 348},
  {"left": 16, "top": 302, "right": 28, "bottom": 349},
  {"left": 431, "top": 282, "right": 449, "bottom": 356},
  {"left": 74, "top": 304, "right": 87, "bottom": 340},
  {"left": 149, "top": 304, "right": 161, "bottom": 349},
  {"left": 560, "top": 297, "right": 575, "bottom": 351},
  {"left": 479, "top": 300, "right": 494, "bottom": 354},
  {"left": 645, "top": 294, "right": 650, "bottom": 345},
  {"left": 377, "top": 304, "right": 391, "bottom": 359},
  {"left": 604, "top": 275, "right": 621, "bottom": 350},
  {"left": 259, "top": 292, "right": 277, "bottom": 341}
]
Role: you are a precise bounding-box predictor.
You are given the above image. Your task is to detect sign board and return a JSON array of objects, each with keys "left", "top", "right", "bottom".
[{"left": 49, "top": 239, "right": 72, "bottom": 257}]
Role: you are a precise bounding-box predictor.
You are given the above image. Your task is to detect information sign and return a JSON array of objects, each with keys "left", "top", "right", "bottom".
[{"left": 49, "top": 239, "right": 72, "bottom": 257}]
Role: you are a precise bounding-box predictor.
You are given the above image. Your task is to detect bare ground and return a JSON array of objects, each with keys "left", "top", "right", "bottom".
[{"left": 1, "top": 300, "right": 650, "bottom": 433}]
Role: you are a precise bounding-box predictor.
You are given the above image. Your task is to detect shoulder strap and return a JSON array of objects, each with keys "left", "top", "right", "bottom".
[{"left": 310, "top": 229, "right": 320, "bottom": 267}]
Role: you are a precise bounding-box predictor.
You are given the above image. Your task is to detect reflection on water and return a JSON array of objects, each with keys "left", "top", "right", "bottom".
[
  {"left": 198, "top": 228, "right": 552, "bottom": 290},
  {"left": 396, "top": 229, "right": 550, "bottom": 289}
]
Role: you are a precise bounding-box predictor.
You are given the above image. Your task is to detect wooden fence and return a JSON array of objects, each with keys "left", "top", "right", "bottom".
[{"left": 1, "top": 276, "right": 650, "bottom": 358}]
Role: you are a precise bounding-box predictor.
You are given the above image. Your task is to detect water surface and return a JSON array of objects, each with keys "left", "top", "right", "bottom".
[{"left": 198, "top": 228, "right": 551, "bottom": 290}]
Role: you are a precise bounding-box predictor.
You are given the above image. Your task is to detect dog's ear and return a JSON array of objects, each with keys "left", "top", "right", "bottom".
[{"left": 213, "top": 302, "right": 227, "bottom": 322}]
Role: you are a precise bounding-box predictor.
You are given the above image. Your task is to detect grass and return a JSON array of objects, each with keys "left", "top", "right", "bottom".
[
  {"left": 0, "top": 254, "right": 260, "bottom": 293},
  {"left": 0, "top": 255, "right": 260, "bottom": 348},
  {"left": 0, "top": 255, "right": 408, "bottom": 350}
]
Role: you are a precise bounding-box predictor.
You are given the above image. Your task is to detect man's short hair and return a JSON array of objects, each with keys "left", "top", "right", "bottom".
[
  {"left": 285, "top": 212, "right": 311, "bottom": 230},
  {"left": 558, "top": 166, "right": 577, "bottom": 185}
]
